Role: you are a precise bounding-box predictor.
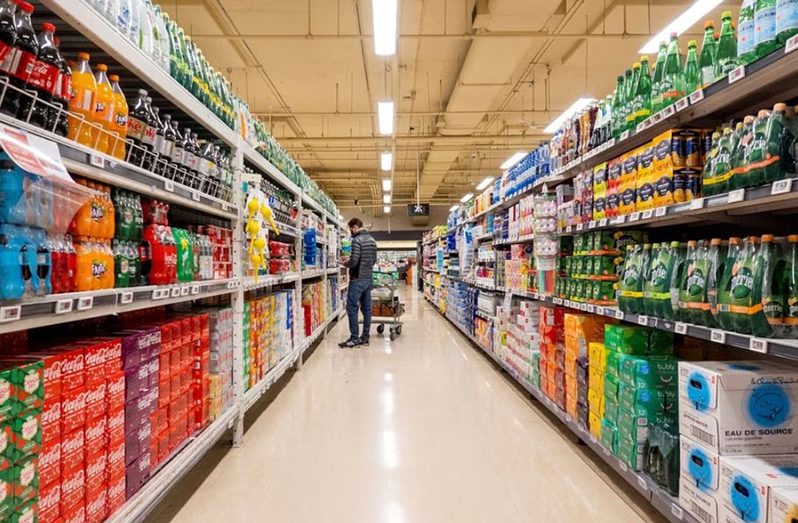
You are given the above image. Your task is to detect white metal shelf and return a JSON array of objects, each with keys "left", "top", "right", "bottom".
[
  {"left": 301, "top": 269, "right": 327, "bottom": 280},
  {"left": 242, "top": 351, "right": 298, "bottom": 412},
  {"left": 242, "top": 273, "right": 300, "bottom": 292}
]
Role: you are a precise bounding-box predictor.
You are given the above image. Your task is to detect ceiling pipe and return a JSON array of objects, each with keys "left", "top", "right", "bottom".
[{"left": 188, "top": 31, "right": 704, "bottom": 41}]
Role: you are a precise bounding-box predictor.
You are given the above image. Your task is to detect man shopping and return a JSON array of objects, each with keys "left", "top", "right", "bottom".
[{"left": 339, "top": 218, "right": 378, "bottom": 348}]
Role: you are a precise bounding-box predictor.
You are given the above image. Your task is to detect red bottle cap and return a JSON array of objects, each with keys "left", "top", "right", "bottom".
[{"left": 42, "top": 22, "right": 56, "bottom": 33}]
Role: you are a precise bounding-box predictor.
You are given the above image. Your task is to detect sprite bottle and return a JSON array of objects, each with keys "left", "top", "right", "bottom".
[{"left": 700, "top": 21, "right": 718, "bottom": 87}]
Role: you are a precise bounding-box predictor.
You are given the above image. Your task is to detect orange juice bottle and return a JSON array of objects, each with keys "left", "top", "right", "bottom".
[
  {"left": 68, "top": 53, "right": 98, "bottom": 148},
  {"left": 93, "top": 64, "right": 115, "bottom": 155},
  {"left": 108, "top": 74, "right": 128, "bottom": 161}
]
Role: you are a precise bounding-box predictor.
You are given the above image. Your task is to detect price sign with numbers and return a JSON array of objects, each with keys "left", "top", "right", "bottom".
[
  {"left": 674, "top": 322, "right": 688, "bottom": 335},
  {"left": 710, "top": 329, "right": 727, "bottom": 344},
  {"left": 55, "top": 299, "right": 73, "bottom": 314},
  {"left": 728, "top": 189, "right": 745, "bottom": 203},
  {"left": 690, "top": 198, "right": 705, "bottom": 210},
  {"left": 614, "top": 309, "right": 624, "bottom": 320},
  {"left": 164, "top": 180, "right": 175, "bottom": 192},
  {"left": 749, "top": 337, "right": 768, "bottom": 354},
  {"left": 675, "top": 97, "right": 689, "bottom": 112},
  {"left": 0, "top": 305, "right": 20, "bottom": 323},
  {"left": 689, "top": 89, "right": 704, "bottom": 104},
  {"left": 629, "top": 212, "right": 641, "bottom": 222},
  {"left": 772, "top": 179, "right": 792, "bottom": 195},
  {"left": 77, "top": 296, "right": 94, "bottom": 311},
  {"left": 655, "top": 206, "right": 667, "bottom": 217},
  {"left": 729, "top": 65, "right": 746, "bottom": 83},
  {"left": 641, "top": 209, "right": 653, "bottom": 220}
]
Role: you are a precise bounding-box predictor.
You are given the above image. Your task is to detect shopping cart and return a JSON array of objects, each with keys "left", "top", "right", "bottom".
[{"left": 367, "top": 271, "right": 405, "bottom": 341}]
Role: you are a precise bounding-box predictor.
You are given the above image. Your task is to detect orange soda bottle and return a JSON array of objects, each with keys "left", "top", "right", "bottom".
[
  {"left": 102, "top": 185, "right": 115, "bottom": 239},
  {"left": 75, "top": 240, "right": 92, "bottom": 291},
  {"left": 93, "top": 64, "right": 114, "bottom": 155},
  {"left": 68, "top": 53, "right": 98, "bottom": 148},
  {"left": 108, "top": 74, "right": 128, "bottom": 161}
]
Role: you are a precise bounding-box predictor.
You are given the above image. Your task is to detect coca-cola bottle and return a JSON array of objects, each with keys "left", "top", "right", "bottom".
[
  {"left": 187, "top": 131, "right": 201, "bottom": 189},
  {"left": 167, "top": 117, "right": 183, "bottom": 181},
  {"left": 151, "top": 106, "right": 165, "bottom": 175},
  {"left": 127, "top": 89, "right": 151, "bottom": 168},
  {"left": 49, "top": 36, "right": 68, "bottom": 136},
  {"left": 141, "top": 96, "right": 158, "bottom": 171},
  {"left": 12, "top": 3, "right": 39, "bottom": 124},
  {"left": 0, "top": 0, "right": 18, "bottom": 116},
  {"left": 23, "top": 24, "right": 62, "bottom": 131}
]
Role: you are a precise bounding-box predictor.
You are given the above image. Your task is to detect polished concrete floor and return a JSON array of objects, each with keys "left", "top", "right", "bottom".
[{"left": 148, "top": 288, "right": 663, "bottom": 523}]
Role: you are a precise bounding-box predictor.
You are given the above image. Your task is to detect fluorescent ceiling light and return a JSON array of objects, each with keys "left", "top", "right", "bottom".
[
  {"left": 383, "top": 205, "right": 391, "bottom": 214},
  {"left": 476, "top": 176, "right": 494, "bottom": 191},
  {"left": 460, "top": 193, "right": 473, "bottom": 203},
  {"left": 338, "top": 214, "right": 344, "bottom": 220},
  {"left": 380, "top": 151, "right": 392, "bottom": 171},
  {"left": 372, "top": 0, "right": 398, "bottom": 56},
  {"left": 449, "top": 204, "right": 459, "bottom": 212},
  {"left": 501, "top": 152, "right": 527, "bottom": 170},
  {"left": 382, "top": 178, "right": 392, "bottom": 192},
  {"left": 640, "top": 0, "right": 723, "bottom": 54},
  {"left": 544, "top": 97, "right": 595, "bottom": 134},
  {"left": 383, "top": 194, "right": 392, "bottom": 204},
  {"left": 377, "top": 99, "right": 394, "bottom": 135}
]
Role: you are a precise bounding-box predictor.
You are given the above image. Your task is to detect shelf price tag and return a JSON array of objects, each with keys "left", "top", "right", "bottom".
[
  {"left": 637, "top": 315, "right": 649, "bottom": 326},
  {"left": 586, "top": 304, "right": 595, "bottom": 313},
  {"left": 772, "top": 179, "right": 792, "bottom": 195},
  {"left": 164, "top": 180, "right": 175, "bottom": 192},
  {"left": 119, "top": 292, "right": 133, "bottom": 305},
  {"left": 662, "top": 105, "right": 676, "bottom": 118},
  {"left": 151, "top": 289, "right": 165, "bottom": 300},
  {"left": 641, "top": 210, "right": 653, "bottom": 220},
  {"left": 674, "top": 322, "right": 688, "bottom": 335},
  {"left": 675, "top": 97, "right": 690, "bottom": 112},
  {"left": 629, "top": 212, "right": 641, "bottom": 222},
  {"left": 749, "top": 337, "right": 768, "bottom": 354},
  {"left": 0, "top": 305, "right": 20, "bottom": 323},
  {"left": 787, "top": 33, "right": 798, "bottom": 54},
  {"left": 576, "top": 223, "right": 584, "bottom": 231},
  {"left": 580, "top": 303, "right": 588, "bottom": 312},
  {"left": 690, "top": 198, "right": 705, "bottom": 210},
  {"left": 728, "top": 188, "right": 746, "bottom": 203},
  {"left": 170, "top": 287, "right": 181, "bottom": 298},
  {"left": 614, "top": 309, "right": 625, "bottom": 320},
  {"left": 619, "top": 130, "right": 630, "bottom": 141},
  {"left": 710, "top": 329, "right": 727, "bottom": 344},
  {"left": 76, "top": 296, "right": 94, "bottom": 311},
  {"left": 55, "top": 299, "right": 73, "bottom": 314},
  {"left": 729, "top": 65, "right": 746, "bottom": 84},
  {"left": 565, "top": 225, "right": 573, "bottom": 233},
  {"left": 180, "top": 286, "right": 189, "bottom": 297},
  {"left": 595, "top": 306, "right": 604, "bottom": 315},
  {"left": 611, "top": 215, "right": 626, "bottom": 225},
  {"left": 689, "top": 89, "right": 704, "bottom": 104},
  {"left": 598, "top": 218, "right": 608, "bottom": 227},
  {"left": 89, "top": 154, "right": 105, "bottom": 168},
  {"left": 588, "top": 220, "right": 596, "bottom": 229},
  {"left": 652, "top": 112, "right": 663, "bottom": 123},
  {"left": 655, "top": 206, "right": 668, "bottom": 217},
  {"left": 671, "top": 503, "right": 684, "bottom": 520}
]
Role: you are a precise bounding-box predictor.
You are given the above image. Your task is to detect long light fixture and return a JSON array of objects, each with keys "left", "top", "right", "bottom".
[
  {"left": 500, "top": 152, "right": 527, "bottom": 170},
  {"left": 380, "top": 151, "right": 393, "bottom": 171},
  {"left": 372, "top": 0, "right": 398, "bottom": 56},
  {"left": 544, "top": 97, "right": 595, "bottom": 133},
  {"left": 449, "top": 204, "right": 459, "bottom": 212},
  {"left": 384, "top": 205, "right": 392, "bottom": 214},
  {"left": 475, "top": 176, "right": 494, "bottom": 191},
  {"left": 382, "top": 178, "right": 392, "bottom": 191},
  {"left": 378, "top": 99, "right": 394, "bottom": 135},
  {"left": 640, "top": 0, "right": 723, "bottom": 53},
  {"left": 383, "top": 194, "right": 392, "bottom": 204},
  {"left": 460, "top": 193, "right": 473, "bottom": 203}
]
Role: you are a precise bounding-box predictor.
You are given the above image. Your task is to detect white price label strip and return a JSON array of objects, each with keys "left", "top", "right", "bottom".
[
  {"left": 0, "top": 305, "right": 20, "bottom": 323},
  {"left": 728, "top": 189, "right": 745, "bottom": 203},
  {"left": 710, "top": 329, "right": 727, "bottom": 344},
  {"left": 599, "top": 218, "right": 608, "bottom": 227},
  {"left": 89, "top": 154, "right": 105, "bottom": 168},
  {"left": 689, "top": 89, "right": 704, "bottom": 104},
  {"left": 749, "top": 337, "right": 768, "bottom": 354},
  {"left": 662, "top": 105, "right": 676, "bottom": 118},
  {"left": 772, "top": 179, "right": 792, "bottom": 195},
  {"left": 620, "top": 130, "right": 630, "bottom": 141},
  {"left": 655, "top": 206, "right": 667, "bottom": 217},
  {"left": 595, "top": 306, "right": 604, "bottom": 316},
  {"left": 629, "top": 212, "right": 641, "bottom": 222},
  {"left": 55, "top": 299, "right": 73, "bottom": 314},
  {"left": 164, "top": 180, "right": 175, "bottom": 192},
  {"left": 637, "top": 315, "right": 649, "bottom": 326},
  {"left": 674, "top": 322, "right": 688, "bottom": 335},
  {"left": 787, "top": 33, "right": 798, "bottom": 54},
  {"left": 641, "top": 209, "right": 653, "bottom": 220},
  {"left": 614, "top": 310, "right": 624, "bottom": 320},
  {"left": 170, "top": 287, "right": 181, "bottom": 298},
  {"left": 729, "top": 65, "right": 746, "bottom": 84},
  {"left": 192, "top": 191, "right": 201, "bottom": 202},
  {"left": 119, "top": 292, "right": 133, "bottom": 305},
  {"left": 675, "top": 97, "right": 689, "bottom": 112},
  {"left": 180, "top": 286, "right": 189, "bottom": 296},
  {"left": 690, "top": 198, "right": 705, "bottom": 210},
  {"left": 77, "top": 296, "right": 94, "bottom": 311}
]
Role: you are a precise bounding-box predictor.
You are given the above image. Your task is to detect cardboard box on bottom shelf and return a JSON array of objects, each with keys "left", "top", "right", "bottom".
[
  {"left": 770, "top": 486, "right": 798, "bottom": 523},
  {"left": 678, "top": 361, "right": 798, "bottom": 455},
  {"left": 680, "top": 473, "right": 720, "bottom": 523},
  {"left": 719, "top": 455, "right": 798, "bottom": 523}
]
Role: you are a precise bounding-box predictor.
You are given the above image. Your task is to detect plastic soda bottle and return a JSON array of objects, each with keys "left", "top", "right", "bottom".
[
  {"left": 758, "top": 234, "right": 787, "bottom": 337},
  {"left": 108, "top": 74, "right": 128, "bottom": 160},
  {"left": 699, "top": 21, "right": 717, "bottom": 87},
  {"left": 93, "top": 64, "right": 114, "bottom": 154},
  {"left": 732, "top": 116, "right": 756, "bottom": 189},
  {"left": 706, "top": 239, "right": 724, "bottom": 327},
  {"left": 739, "top": 0, "right": 757, "bottom": 64},
  {"left": 705, "top": 127, "right": 734, "bottom": 196},
  {"left": 0, "top": 0, "right": 19, "bottom": 117},
  {"left": 11, "top": 2, "right": 39, "bottom": 124},
  {"left": 611, "top": 75, "right": 625, "bottom": 140},
  {"left": 25, "top": 23, "right": 62, "bottom": 132},
  {"left": 717, "top": 237, "right": 742, "bottom": 330},
  {"left": 68, "top": 53, "right": 98, "bottom": 147},
  {"left": 755, "top": 0, "right": 779, "bottom": 58},
  {"left": 785, "top": 235, "right": 798, "bottom": 337},
  {"left": 727, "top": 236, "right": 760, "bottom": 334}
]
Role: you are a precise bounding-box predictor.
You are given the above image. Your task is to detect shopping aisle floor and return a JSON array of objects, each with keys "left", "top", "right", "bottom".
[{"left": 148, "top": 288, "right": 663, "bottom": 523}]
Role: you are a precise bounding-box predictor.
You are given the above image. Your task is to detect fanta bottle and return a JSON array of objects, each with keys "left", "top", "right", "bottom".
[
  {"left": 101, "top": 239, "right": 114, "bottom": 288},
  {"left": 93, "top": 64, "right": 114, "bottom": 154},
  {"left": 101, "top": 185, "right": 115, "bottom": 239},
  {"left": 74, "top": 240, "right": 90, "bottom": 291},
  {"left": 68, "top": 53, "right": 98, "bottom": 148},
  {"left": 108, "top": 74, "right": 128, "bottom": 160}
]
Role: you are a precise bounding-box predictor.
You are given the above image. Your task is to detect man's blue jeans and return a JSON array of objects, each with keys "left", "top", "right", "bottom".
[{"left": 347, "top": 278, "right": 372, "bottom": 340}]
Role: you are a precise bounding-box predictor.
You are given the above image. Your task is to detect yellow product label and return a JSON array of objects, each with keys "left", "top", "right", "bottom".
[{"left": 652, "top": 130, "right": 675, "bottom": 174}]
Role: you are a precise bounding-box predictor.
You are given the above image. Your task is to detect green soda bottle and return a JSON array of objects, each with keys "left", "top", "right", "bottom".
[
  {"left": 755, "top": 0, "right": 779, "bottom": 58},
  {"left": 739, "top": 1, "right": 757, "bottom": 64},
  {"left": 730, "top": 236, "right": 760, "bottom": 334},
  {"left": 758, "top": 234, "right": 787, "bottom": 337},
  {"left": 699, "top": 20, "right": 718, "bottom": 87},
  {"left": 717, "top": 11, "right": 740, "bottom": 79},
  {"left": 785, "top": 235, "right": 798, "bottom": 338},
  {"left": 661, "top": 33, "right": 684, "bottom": 108},
  {"left": 717, "top": 237, "right": 743, "bottom": 331},
  {"left": 651, "top": 41, "right": 667, "bottom": 112},
  {"left": 707, "top": 238, "right": 725, "bottom": 327},
  {"left": 703, "top": 131, "right": 721, "bottom": 188},
  {"left": 175, "top": 27, "right": 191, "bottom": 90},
  {"left": 706, "top": 127, "right": 734, "bottom": 196},
  {"left": 667, "top": 241, "right": 687, "bottom": 321},
  {"left": 634, "top": 56, "right": 652, "bottom": 125},
  {"left": 777, "top": 0, "right": 798, "bottom": 44},
  {"left": 678, "top": 240, "right": 700, "bottom": 324},
  {"left": 612, "top": 75, "right": 626, "bottom": 140},
  {"left": 684, "top": 40, "right": 701, "bottom": 94},
  {"left": 732, "top": 116, "right": 756, "bottom": 190},
  {"left": 113, "top": 239, "right": 129, "bottom": 288},
  {"left": 644, "top": 243, "right": 662, "bottom": 317},
  {"left": 626, "top": 63, "right": 641, "bottom": 131},
  {"left": 748, "top": 108, "right": 781, "bottom": 186},
  {"left": 619, "top": 244, "right": 641, "bottom": 313}
]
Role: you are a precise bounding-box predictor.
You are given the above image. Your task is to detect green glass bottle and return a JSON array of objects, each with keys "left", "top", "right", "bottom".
[
  {"left": 661, "top": 33, "right": 684, "bottom": 108},
  {"left": 634, "top": 56, "right": 652, "bottom": 125},
  {"left": 699, "top": 20, "right": 718, "bottom": 87},
  {"left": 626, "top": 63, "right": 640, "bottom": 131},
  {"left": 684, "top": 40, "right": 701, "bottom": 94},
  {"left": 739, "top": 0, "right": 757, "bottom": 64},
  {"left": 716, "top": 11, "right": 740, "bottom": 79},
  {"left": 651, "top": 41, "right": 667, "bottom": 113},
  {"left": 755, "top": 0, "right": 779, "bottom": 58},
  {"left": 612, "top": 74, "right": 626, "bottom": 139}
]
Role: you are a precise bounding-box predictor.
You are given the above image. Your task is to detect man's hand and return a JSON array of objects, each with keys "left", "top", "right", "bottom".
[{"left": 340, "top": 256, "right": 350, "bottom": 266}]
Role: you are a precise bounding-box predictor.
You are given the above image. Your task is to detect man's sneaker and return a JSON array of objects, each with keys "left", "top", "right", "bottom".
[
  {"left": 358, "top": 337, "right": 370, "bottom": 346},
  {"left": 338, "top": 338, "right": 360, "bottom": 348}
]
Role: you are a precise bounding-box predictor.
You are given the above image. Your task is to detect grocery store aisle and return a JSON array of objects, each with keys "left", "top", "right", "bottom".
[{"left": 149, "top": 288, "right": 661, "bottom": 523}]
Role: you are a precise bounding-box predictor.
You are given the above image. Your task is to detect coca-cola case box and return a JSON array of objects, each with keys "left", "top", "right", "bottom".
[
  {"left": 41, "top": 394, "right": 60, "bottom": 444},
  {"left": 85, "top": 415, "right": 107, "bottom": 449},
  {"left": 106, "top": 443, "right": 125, "bottom": 483},
  {"left": 61, "top": 463, "right": 85, "bottom": 515},
  {"left": 86, "top": 482, "right": 107, "bottom": 523},
  {"left": 38, "top": 480, "right": 61, "bottom": 523},
  {"left": 85, "top": 446, "right": 107, "bottom": 493},
  {"left": 61, "top": 386, "right": 86, "bottom": 435},
  {"left": 84, "top": 380, "right": 106, "bottom": 421},
  {"left": 38, "top": 438, "right": 60, "bottom": 488},
  {"left": 61, "top": 499, "right": 84, "bottom": 523},
  {"left": 126, "top": 449, "right": 151, "bottom": 497},
  {"left": 119, "top": 328, "right": 162, "bottom": 370},
  {"left": 107, "top": 472, "right": 125, "bottom": 513},
  {"left": 61, "top": 428, "right": 84, "bottom": 480},
  {"left": 9, "top": 498, "right": 36, "bottom": 523},
  {"left": 36, "top": 346, "right": 84, "bottom": 392},
  {"left": 107, "top": 410, "right": 125, "bottom": 448},
  {"left": 107, "top": 371, "right": 125, "bottom": 411}
]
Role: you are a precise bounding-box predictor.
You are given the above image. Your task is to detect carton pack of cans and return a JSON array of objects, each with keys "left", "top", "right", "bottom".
[
  {"left": 206, "top": 308, "right": 234, "bottom": 420},
  {"left": 244, "top": 291, "right": 293, "bottom": 392}
]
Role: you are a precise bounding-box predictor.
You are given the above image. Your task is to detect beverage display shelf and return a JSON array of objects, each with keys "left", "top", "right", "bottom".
[
  {"left": 242, "top": 351, "right": 299, "bottom": 412},
  {"left": 301, "top": 317, "right": 329, "bottom": 353},
  {"left": 0, "top": 278, "right": 238, "bottom": 334},
  {"left": 45, "top": 0, "right": 240, "bottom": 148},
  {"left": 301, "top": 192, "right": 334, "bottom": 222},
  {"left": 425, "top": 294, "right": 698, "bottom": 523},
  {"left": 104, "top": 405, "right": 238, "bottom": 523},
  {"left": 301, "top": 269, "right": 327, "bottom": 280},
  {"left": 561, "top": 178, "right": 798, "bottom": 234},
  {"left": 543, "top": 41, "right": 798, "bottom": 188},
  {"left": 240, "top": 142, "right": 302, "bottom": 196},
  {"left": 242, "top": 273, "right": 300, "bottom": 292}
]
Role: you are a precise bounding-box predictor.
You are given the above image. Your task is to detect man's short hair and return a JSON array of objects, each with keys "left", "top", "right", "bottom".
[{"left": 348, "top": 218, "right": 363, "bottom": 228}]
